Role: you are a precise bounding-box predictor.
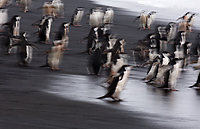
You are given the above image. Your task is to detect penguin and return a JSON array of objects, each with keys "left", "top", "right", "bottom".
[
  {"left": 146, "top": 11, "right": 156, "bottom": 29},
  {"left": 148, "top": 34, "right": 160, "bottom": 61},
  {"left": 83, "top": 26, "right": 104, "bottom": 55},
  {"left": 158, "top": 58, "right": 181, "bottom": 91},
  {"left": 87, "top": 48, "right": 103, "bottom": 75},
  {"left": 97, "top": 65, "right": 132, "bottom": 102},
  {"left": 154, "top": 52, "right": 171, "bottom": 83},
  {"left": 144, "top": 56, "right": 160, "bottom": 82},
  {"left": 54, "top": 22, "right": 70, "bottom": 50},
  {"left": 8, "top": 32, "right": 39, "bottom": 66},
  {"left": 19, "top": 0, "right": 32, "bottom": 12},
  {"left": 38, "top": 16, "right": 53, "bottom": 44},
  {"left": 38, "top": 2, "right": 55, "bottom": 17},
  {"left": 52, "top": 0, "right": 64, "bottom": 18},
  {"left": 107, "top": 54, "right": 128, "bottom": 84},
  {"left": 0, "top": 8, "right": 8, "bottom": 25},
  {"left": 47, "top": 42, "right": 64, "bottom": 70},
  {"left": 71, "top": 7, "right": 84, "bottom": 26},
  {"left": 166, "top": 22, "right": 178, "bottom": 41},
  {"left": 32, "top": 15, "right": 49, "bottom": 34},
  {"left": 3, "top": 15, "right": 21, "bottom": 36},
  {"left": 103, "top": 7, "right": 114, "bottom": 24},
  {"left": 102, "top": 34, "right": 117, "bottom": 67},
  {"left": 0, "top": 0, "right": 11, "bottom": 8},
  {"left": 0, "top": 27, "right": 14, "bottom": 54},
  {"left": 89, "top": 7, "right": 104, "bottom": 27},
  {"left": 139, "top": 10, "right": 146, "bottom": 30}
]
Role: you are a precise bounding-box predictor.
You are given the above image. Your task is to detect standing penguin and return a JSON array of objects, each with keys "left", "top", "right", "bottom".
[
  {"left": 158, "top": 58, "right": 181, "bottom": 91},
  {"left": 8, "top": 32, "right": 39, "bottom": 66},
  {"left": 97, "top": 65, "right": 132, "bottom": 102},
  {"left": 146, "top": 11, "right": 156, "bottom": 29},
  {"left": 32, "top": 15, "right": 48, "bottom": 34},
  {"left": 87, "top": 48, "right": 103, "bottom": 75},
  {"left": 134, "top": 10, "right": 146, "bottom": 30},
  {"left": 54, "top": 22, "right": 70, "bottom": 50},
  {"left": 38, "top": 16, "right": 53, "bottom": 44},
  {"left": 3, "top": 15, "right": 21, "bottom": 36},
  {"left": 71, "top": 7, "right": 84, "bottom": 26},
  {"left": 0, "top": 8, "right": 8, "bottom": 25},
  {"left": 47, "top": 42, "right": 64, "bottom": 70},
  {"left": 19, "top": 0, "right": 32, "bottom": 12},
  {"left": 89, "top": 7, "right": 104, "bottom": 27},
  {"left": 103, "top": 7, "right": 114, "bottom": 24}
]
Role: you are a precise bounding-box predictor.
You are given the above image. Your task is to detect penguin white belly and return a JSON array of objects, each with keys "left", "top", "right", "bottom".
[
  {"left": 48, "top": 46, "right": 63, "bottom": 69},
  {"left": 111, "top": 58, "right": 124, "bottom": 74},
  {"left": 104, "top": 10, "right": 114, "bottom": 24},
  {"left": 147, "top": 15, "right": 154, "bottom": 28},
  {"left": 89, "top": 13, "right": 96, "bottom": 26},
  {"left": 146, "top": 62, "right": 159, "bottom": 80},
  {"left": 61, "top": 35, "right": 69, "bottom": 49},
  {"left": 112, "top": 70, "right": 130, "bottom": 99},
  {"left": 45, "top": 19, "right": 52, "bottom": 42},
  {"left": 25, "top": 46, "right": 33, "bottom": 63},
  {"left": 0, "top": 9, "right": 8, "bottom": 25},
  {"left": 13, "top": 21, "right": 20, "bottom": 36},
  {"left": 140, "top": 15, "right": 146, "bottom": 29},
  {"left": 169, "top": 61, "right": 181, "bottom": 89},
  {"left": 75, "top": 11, "right": 84, "bottom": 23}
]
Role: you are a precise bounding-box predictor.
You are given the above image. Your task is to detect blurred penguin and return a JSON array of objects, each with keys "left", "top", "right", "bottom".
[
  {"left": 134, "top": 10, "right": 146, "bottom": 30},
  {"left": 54, "top": 22, "right": 70, "bottom": 50},
  {"left": 32, "top": 15, "right": 48, "bottom": 34},
  {"left": 3, "top": 15, "right": 21, "bottom": 36},
  {"left": 52, "top": 0, "right": 64, "bottom": 18},
  {"left": 38, "top": 16, "right": 53, "bottom": 44},
  {"left": 103, "top": 7, "right": 114, "bottom": 24},
  {"left": 97, "top": 65, "right": 132, "bottom": 102},
  {"left": 0, "top": 8, "right": 8, "bottom": 25},
  {"left": 146, "top": 11, "right": 156, "bottom": 29},
  {"left": 87, "top": 48, "right": 103, "bottom": 75},
  {"left": 8, "top": 32, "right": 39, "bottom": 66},
  {"left": 19, "top": 0, "right": 32, "bottom": 12},
  {"left": 89, "top": 7, "right": 104, "bottom": 27},
  {"left": 71, "top": 7, "right": 84, "bottom": 26}
]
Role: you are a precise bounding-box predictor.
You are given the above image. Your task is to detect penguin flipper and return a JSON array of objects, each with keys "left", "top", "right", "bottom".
[{"left": 134, "top": 16, "right": 140, "bottom": 22}]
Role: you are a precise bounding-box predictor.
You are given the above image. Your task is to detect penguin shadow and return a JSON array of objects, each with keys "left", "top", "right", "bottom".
[
  {"left": 99, "top": 99, "right": 126, "bottom": 104},
  {"left": 144, "top": 82, "right": 175, "bottom": 96}
]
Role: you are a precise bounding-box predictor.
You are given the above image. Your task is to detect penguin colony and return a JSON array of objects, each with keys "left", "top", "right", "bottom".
[{"left": 0, "top": 0, "right": 199, "bottom": 102}]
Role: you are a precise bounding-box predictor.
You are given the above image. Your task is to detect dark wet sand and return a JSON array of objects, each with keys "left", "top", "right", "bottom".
[{"left": 0, "top": 0, "right": 199, "bottom": 129}]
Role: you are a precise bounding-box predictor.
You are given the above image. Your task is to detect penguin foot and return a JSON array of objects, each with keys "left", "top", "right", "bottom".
[
  {"left": 170, "top": 89, "right": 179, "bottom": 91},
  {"left": 73, "top": 24, "right": 82, "bottom": 27}
]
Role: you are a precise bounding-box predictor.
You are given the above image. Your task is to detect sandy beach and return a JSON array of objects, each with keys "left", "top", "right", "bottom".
[{"left": 0, "top": 0, "right": 200, "bottom": 129}]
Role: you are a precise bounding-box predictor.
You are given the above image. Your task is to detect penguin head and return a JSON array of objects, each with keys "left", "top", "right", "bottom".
[
  {"left": 149, "top": 11, "right": 157, "bottom": 15},
  {"left": 77, "top": 7, "right": 84, "bottom": 11},
  {"left": 13, "top": 15, "right": 21, "bottom": 21}
]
